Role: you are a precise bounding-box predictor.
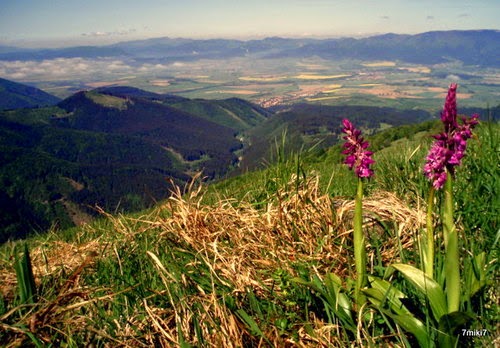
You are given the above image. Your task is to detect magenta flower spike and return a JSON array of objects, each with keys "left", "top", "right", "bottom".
[
  {"left": 423, "top": 84, "right": 479, "bottom": 189},
  {"left": 341, "top": 119, "right": 375, "bottom": 178}
]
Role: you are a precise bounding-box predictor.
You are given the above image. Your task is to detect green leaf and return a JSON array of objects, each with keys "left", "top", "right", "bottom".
[
  {"left": 364, "top": 283, "right": 430, "bottom": 347},
  {"left": 236, "top": 309, "right": 265, "bottom": 337},
  {"left": 464, "top": 252, "right": 488, "bottom": 299},
  {"left": 437, "top": 311, "right": 474, "bottom": 348},
  {"left": 391, "top": 264, "right": 447, "bottom": 322},
  {"left": 324, "top": 273, "right": 352, "bottom": 320},
  {"left": 14, "top": 243, "right": 37, "bottom": 305},
  {"left": 292, "top": 274, "right": 355, "bottom": 331},
  {"left": 367, "top": 276, "right": 410, "bottom": 316}
]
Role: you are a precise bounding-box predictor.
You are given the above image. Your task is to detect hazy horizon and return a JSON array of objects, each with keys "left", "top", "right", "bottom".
[{"left": 1, "top": 0, "right": 499, "bottom": 48}]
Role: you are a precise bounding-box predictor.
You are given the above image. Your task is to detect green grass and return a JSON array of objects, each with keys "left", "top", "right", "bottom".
[{"left": 0, "top": 121, "right": 498, "bottom": 347}]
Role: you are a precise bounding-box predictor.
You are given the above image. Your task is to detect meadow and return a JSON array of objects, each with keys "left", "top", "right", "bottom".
[{"left": 1, "top": 102, "right": 497, "bottom": 347}]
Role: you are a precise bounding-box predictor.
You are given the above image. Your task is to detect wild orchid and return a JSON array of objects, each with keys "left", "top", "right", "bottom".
[
  {"left": 422, "top": 84, "right": 479, "bottom": 314},
  {"left": 341, "top": 119, "right": 375, "bottom": 179},
  {"left": 365, "top": 84, "right": 482, "bottom": 347},
  {"left": 341, "top": 118, "right": 374, "bottom": 307},
  {"left": 423, "top": 83, "right": 479, "bottom": 190}
]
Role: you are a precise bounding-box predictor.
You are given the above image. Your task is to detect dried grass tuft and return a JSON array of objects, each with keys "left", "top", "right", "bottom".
[
  {"left": 0, "top": 172, "right": 427, "bottom": 346},
  {"left": 335, "top": 190, "right": 425, "bottom": 263},
  {"left": 136, "top": 173, "right": 425, "bottom": 346}
]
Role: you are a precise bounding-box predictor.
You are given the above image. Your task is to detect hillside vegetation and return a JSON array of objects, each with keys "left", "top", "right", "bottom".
[
  {"left": 239, "top": 103, "right": 432, "bottom": 171},
  {"left": 0, "top": 86, "right": 273, "bottom": 241},
  {"left": 0, "top": 77, "right": 60, "bottom": 110},
  {"left": 0, "top": 118, "right": 497, "bottom": 347},
  {"left": 4, "top": 81, "right": 470, "bottom": 242}
]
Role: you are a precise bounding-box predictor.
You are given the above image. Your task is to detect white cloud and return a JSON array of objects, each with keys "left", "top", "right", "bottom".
[
  {"left": 0, "top": 57, "right": 135, "bottom": 81},
  {"left": 0, "top": 57, "right": 186, "bottom": 83},
  {"left": 81, "top": 28, "right": 137, "bottom": 37}
]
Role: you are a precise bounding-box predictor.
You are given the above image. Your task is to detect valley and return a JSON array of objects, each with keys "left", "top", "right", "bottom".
[
  {"left": 1, "top": 31, "right": 498, "bottom": 112},
  {"left": 0, "top": 29, "right": 499, "bottom": 346},
  {"left": 0, "top": 30, "right": 499, "bottom": 241},
  {"left": 7, "top": 56, "right": 499, "bottom": 111}
]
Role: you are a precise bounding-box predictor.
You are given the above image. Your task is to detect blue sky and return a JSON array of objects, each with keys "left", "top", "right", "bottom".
[{"left": 1, "top": 0, "right": 498, "bottom": 47}]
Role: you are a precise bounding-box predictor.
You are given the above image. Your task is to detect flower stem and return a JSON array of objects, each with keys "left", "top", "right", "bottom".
[
  {"left": 354, "top": 178, "right": 367, "bottom": 307},
  {"left": 443, "top": 171, "right": 460, "bottom": 313},
  {"left": 424, "top": 187, "right": 435, "bottom": 279}
]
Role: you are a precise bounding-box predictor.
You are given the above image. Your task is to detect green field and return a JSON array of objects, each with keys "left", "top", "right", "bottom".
[{"left": 30, "top": 56, "right": 500, "bottom": 110}]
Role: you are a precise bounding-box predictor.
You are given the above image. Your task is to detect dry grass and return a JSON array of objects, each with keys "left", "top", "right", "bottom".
[
  {"left": 0, "top": 173, "right": 425, "bottom": 346},
  {"left": 0, "top": 238, "right": 106, "bottom": 346},
  {"left": 127, "top": 173, "right": 424, "bottom": 346},
  {"left": 156, "top": 174, "right": 423, "bottom": 280}
]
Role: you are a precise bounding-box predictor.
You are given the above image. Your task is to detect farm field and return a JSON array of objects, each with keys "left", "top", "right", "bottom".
[{"left": 27, "top": 56, "right": 500, "bottom": 110}]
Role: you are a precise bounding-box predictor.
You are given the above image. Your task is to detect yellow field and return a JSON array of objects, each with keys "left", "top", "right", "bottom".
[
  {"left": 294, "top": 74, "right": 351, "bottom": 80},
  {"left": 362, "top": 61, "right": 396, "bottom": 67},
  {"left": 427, "top": 87, "right": 448, "bottom": 93},
  {"left": 150, "top": 79, "right": 170, "bottom": 87},
  {"left": 205, "top": 90, "right": 259, "bottom": 95},
  {"left": 322, "top": 84, "right": 343, "bottom": 93},
  {"left": 306, "top": 96, "right": 342, "bottom": 101},
  {"left": 239, "top": 76, "right": 287, "bottom": 82},
  {"left": 399, "top": 66, "right": 432, "bottom": 74}
]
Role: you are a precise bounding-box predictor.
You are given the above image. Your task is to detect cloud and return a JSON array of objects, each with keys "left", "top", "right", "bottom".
[
  {"left": 0, "top": 57, "right": 186, "bottom": 83},
  {"left": 426, "top": 16, "right": 435, "bottom": 21},
  {"left": 0, "top": 58, "right": 135, "bottom": 81},
  {"left": 81, "top": 32, "right": 108, "bottom": 37},
  {"left": 458, "top": 13, "right": 470, "bottom": 18},
  {"left": 81, "top": 28, "right": 137, "bottom": 37},
  {"left": 380, "top": 15, "right": 390, "bottom": 20}
]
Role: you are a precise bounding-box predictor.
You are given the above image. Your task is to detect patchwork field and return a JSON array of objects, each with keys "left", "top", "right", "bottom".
[{"left": 15, "top": 56, "right": 500, "bottom": 111}]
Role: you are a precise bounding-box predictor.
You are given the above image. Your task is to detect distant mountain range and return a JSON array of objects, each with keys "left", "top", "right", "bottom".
[
  {"left": 0, "top": 77, "right": 61, "bottom": 110},
  {"left": 1, "top": 30, "right": 498, "bottom": 67}
]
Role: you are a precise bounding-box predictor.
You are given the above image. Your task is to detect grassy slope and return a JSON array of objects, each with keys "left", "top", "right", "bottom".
[
  {"left": 238, "top": 104, "right": 433, "bottom": 172},
  {"left": 0, "top": 121, "right": 498, "bottom": 346}
]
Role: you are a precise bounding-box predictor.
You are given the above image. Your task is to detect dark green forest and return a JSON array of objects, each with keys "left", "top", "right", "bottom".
[{"left": 1, "top": 85, "right": 497, "bottom": 243}]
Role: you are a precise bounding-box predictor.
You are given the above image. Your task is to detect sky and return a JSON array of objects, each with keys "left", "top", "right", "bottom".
[{"left": 0, "top": 0, "right": 498, "bottom": 47}]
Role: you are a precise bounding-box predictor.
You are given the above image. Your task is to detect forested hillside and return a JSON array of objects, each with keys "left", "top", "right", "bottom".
[
  {"left": 0, "top": 77, "right": 60, "bottom": 110},
  {"left": 0, "top": 87, "right": 271, "bottom": 241}
]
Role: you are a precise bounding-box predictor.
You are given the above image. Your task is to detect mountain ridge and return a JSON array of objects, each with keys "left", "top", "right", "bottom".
[
  {"left": 1, "top": 30, "right": 498, "bottom": 67},
  {"left": 0, "top": 84, "right": 271, "bottom": 240},
  {"left": 0, "top": 77, "right": 61, "bottom": 110}
]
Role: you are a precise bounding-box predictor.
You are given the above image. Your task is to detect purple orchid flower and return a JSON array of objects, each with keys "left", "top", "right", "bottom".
[
  {"left": 341, "top": 119, "right": 375, "bottom": 178},
  {"left": 423, "top": 84, "right": 479, "bottom": 189}
]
